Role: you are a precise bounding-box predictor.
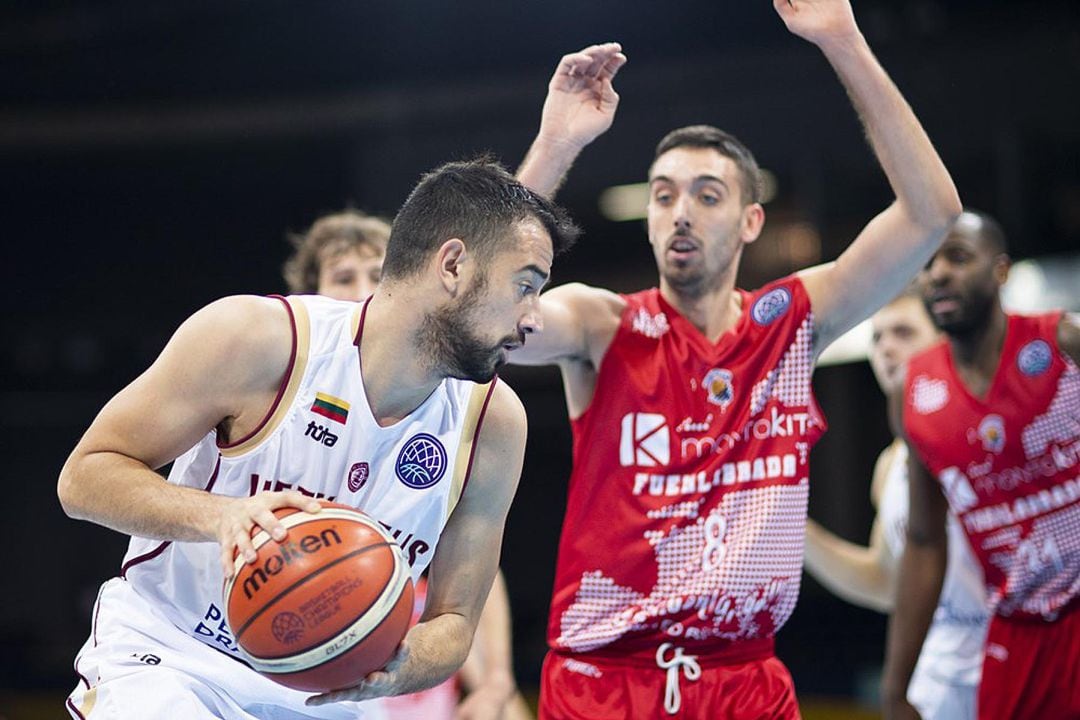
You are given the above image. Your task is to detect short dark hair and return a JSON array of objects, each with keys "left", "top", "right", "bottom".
[
  {"left": 653, "top": 125, "right": 763, "bottom": 205},
  {"left": 381, "top": 157, "right": 580, "bottom": 281},
  {"left": 283, "top": 210, "right": 390, "bottom": 293}
]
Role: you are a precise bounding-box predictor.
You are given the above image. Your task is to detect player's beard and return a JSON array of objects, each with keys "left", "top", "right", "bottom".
[
  {"left": 420, "top": 272, "right": 517, "bottom": 383},
  {"left": 923, "top": 283, "right": 998, "bottom": 338},
  {"left": 661, "top": 229, "right": 740, "bottom": 300}
]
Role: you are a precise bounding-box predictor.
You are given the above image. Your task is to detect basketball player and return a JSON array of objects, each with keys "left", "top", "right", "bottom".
[
  {"left": 882, "top": 211, "right": 1080, "bottom": 720},
  {"left": 805, "top": 289, "right": 989, "bottom": 719},
  {"left": 284, "top": 209, "right": 534, "bottom": 720},
  {"left": 508, "top": 2, "right": 963, "bottom": 716},
  {"left": 58, "top": 158, "right": 580, "bottom": 718}
]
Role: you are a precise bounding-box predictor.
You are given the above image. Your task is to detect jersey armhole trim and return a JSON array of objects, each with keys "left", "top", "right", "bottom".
[
  {"left": 219, "top": 296, "right": 311, "bottom": 458},
  {"left": 445, "top": 378, "right": 498, "bottom": 518}
]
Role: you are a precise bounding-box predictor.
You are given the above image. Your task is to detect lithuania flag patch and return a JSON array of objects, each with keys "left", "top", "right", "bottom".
[{"left": 311, "top": 392, "right": 350, "bottom": 424}]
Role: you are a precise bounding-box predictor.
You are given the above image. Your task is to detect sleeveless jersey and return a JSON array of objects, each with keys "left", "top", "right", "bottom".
[
  {"left": 548, "top": 277, "right": 827, "bottom": 655},
  {"left": 903, "top": 312, "right": 1080, "bottom": 621},
  {"left": 118, "top": 295, "right": 496, "bottom": 658},
  {"left": 879, "top": 443, "right": 989, "bottom": 686}
]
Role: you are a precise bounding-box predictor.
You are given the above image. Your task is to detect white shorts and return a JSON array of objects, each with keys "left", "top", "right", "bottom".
[
  {"left": 67, "top": 578, "right": 388, "bottom": 720},
  {"left": 907, "top": 667, "right": 977, "bottom": 720}
]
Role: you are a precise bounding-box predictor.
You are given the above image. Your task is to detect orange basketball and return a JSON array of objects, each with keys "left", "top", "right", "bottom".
[{"left": 224, "top": 501, "right": 414, "bottom": 692}]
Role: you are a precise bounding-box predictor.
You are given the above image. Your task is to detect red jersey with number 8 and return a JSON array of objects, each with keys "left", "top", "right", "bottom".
[
  {"left": 903, "top": 312, "right": 1080, "bottom": 621},
  {"left": 547, "top": 276, "right": 827, "bottom": 655}
]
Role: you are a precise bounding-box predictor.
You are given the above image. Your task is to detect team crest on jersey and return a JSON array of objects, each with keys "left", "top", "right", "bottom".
[
  {"left": 631, "top": 307, "right": 670, "bottom": 339},
  {"left": 976, "top": 415, "right": 1007, "bottom": 453},
  {"left": 911, "top": 375, "right": 949, "bottom": 414},
  {"left": 396, "top": 433, "right": 448, "bottom": 489},
  {"left": 1017, "top": 339, "right": 1052, "bottom": 376},
  {"left": 703, "top": 368, "right": 735, "bottom": 409},
  {"left": 348, "top": 462, "right": 370, "bottom": 492},
  {"left": 751, "top": 288, "right": 791, "bottom": 326}
]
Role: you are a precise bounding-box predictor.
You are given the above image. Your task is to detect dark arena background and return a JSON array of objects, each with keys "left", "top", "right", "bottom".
[{"left": 3, "top": 2, "right": 1079, "bottom": 718}]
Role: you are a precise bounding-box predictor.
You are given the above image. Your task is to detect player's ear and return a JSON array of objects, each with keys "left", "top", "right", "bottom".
[
  {"left": 992, "top": 253, "right": 1011, "bottom": 287},
  {"left": 434, "top": 238, "right": 468, "bottom": 296},
  {"left": 740, "top": 203, "right": 765, "bottom": 245}
]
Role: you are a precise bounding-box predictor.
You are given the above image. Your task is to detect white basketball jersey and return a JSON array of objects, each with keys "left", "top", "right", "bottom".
[
  {"left": 118, "top": 295, "right": 496, "bottom": 660},
  {"left": 880, "top": 443, "right": 990, "bottom": 687}
]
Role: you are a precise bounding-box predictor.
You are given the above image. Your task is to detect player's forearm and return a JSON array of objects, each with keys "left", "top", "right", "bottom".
[
  {"left": 460, "top": 571, "right": 518, "bottom": 697},
  {"left": 881, "top": 539, "right": 946, "bottom": 709},
  {"left": 394, "top": 612, "right": 474, "bottom": 695},
  {"left": 804, "top": 520, "right": 894, "bottom": 612},
  {"left": 58, "top": 449, "right": 221, "bottom": 542},
  {"left": 516, "top": 135, "right": 584, "bottom": 199},
  {"left": 819, "top": 34, "right": 961, "bottom": 229}
]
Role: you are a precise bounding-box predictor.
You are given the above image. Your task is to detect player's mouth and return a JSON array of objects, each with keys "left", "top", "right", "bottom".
[
  {"left": 666, "top": 236, "right": 700, "bottom": 262},
  {"left": 929, "top": 292, "right": 962, "bottom": 315}
]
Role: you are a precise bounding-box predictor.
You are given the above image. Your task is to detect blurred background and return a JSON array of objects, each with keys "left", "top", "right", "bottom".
[{"left": 3, "top": 1, "right": 1079, "bottom": 717}]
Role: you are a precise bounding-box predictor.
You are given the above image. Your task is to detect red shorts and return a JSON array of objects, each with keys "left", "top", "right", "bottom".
[
  {"left": 539, "top": 639, "right": 799, "bottom": 720},
  {"left": 978, "top": 605, "right": 1080, "bottom": 719}
]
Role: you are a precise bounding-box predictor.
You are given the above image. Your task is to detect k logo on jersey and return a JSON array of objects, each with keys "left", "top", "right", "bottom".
[
  {"left": 619, "top": 413, "right": 670, "bottom": 467},
  {"left": 703, "top": 368, "right": 734, "bottom": 410}
]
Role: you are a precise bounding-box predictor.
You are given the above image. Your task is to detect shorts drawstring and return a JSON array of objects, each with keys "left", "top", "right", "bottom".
[{"left": 655, "top": 643, "right": 702, "bottom": 715}]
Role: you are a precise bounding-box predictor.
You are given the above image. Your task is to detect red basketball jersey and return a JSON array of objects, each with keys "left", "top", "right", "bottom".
[
  {"left": 903, "top": 312, "right": 1080, "bottom": 621},
  {"left": 547, "top": 277, "right": 826, "bottom": 655}
]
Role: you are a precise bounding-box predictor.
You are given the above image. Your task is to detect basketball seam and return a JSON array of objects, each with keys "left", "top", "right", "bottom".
[{"left": 242, "top": 545, "right": 410, "bottom": 674}]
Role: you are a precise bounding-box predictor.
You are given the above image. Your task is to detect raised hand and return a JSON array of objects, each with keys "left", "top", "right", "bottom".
[
  {"left": 773, "top": 0, "right": 861, "bottom": 48},
  {"left": 216, "top": 490, "right": 323, "bottom": 578},
  {"left": 537, "top": 42, "right": 627, "bottom": 152}
]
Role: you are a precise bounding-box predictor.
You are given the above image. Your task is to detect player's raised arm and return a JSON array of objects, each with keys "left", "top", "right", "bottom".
[
  {"left": 774, "top": 0, "right": 962, "bottom": 353},
  {"left": 57, "top": 296, "right": 322, "bottom": 577},
  {"left": 881, "top": 442, "right": 949, "bottom": 720},
  {"left": 306, "top": 381, "right": 528, "bottom": 705},
  {"left": 517, "top": 43, "right": 627, "bottom": 199}
]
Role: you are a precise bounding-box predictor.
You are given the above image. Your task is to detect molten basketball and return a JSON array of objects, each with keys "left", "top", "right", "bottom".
[{"left": 224, "top": 502, "right": 414, "bottom": 692}]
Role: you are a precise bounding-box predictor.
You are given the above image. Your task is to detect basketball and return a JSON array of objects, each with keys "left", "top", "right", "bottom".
[{"left": 223, "top": 501, "right": 415, "bottom": 693}]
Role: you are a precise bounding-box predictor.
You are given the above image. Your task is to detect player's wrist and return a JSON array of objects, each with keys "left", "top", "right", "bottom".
[
  {"left": 814, "top": 29, "right": 870, "bottom": 63},
  {"left": 531, "top": 130, "right": 589, "bottom": 159}
]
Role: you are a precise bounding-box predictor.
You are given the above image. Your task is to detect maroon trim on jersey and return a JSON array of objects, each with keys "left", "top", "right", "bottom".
[
  {"left": 120, "top": 457, "right": 222, "bottom": 578},
  {"left": 354, "top": 295, "right": 374, "bottom": 346},
  {"left": 66, "top": 698, "right": 87, "bottom": 720},
  {"left": 460, "top": 377, "right": 499, "bottom": 495},
  {"left": 217, "top": 295, "right": 297, "bottom": 450}
]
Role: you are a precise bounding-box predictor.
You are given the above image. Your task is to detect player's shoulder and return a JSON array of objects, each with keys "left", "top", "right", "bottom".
[
  {"left": 178, "top": 295, "right": 294, "bottom": 382},
  {"left": 478, "top": 379, "right": 528, "bottom": 447}
]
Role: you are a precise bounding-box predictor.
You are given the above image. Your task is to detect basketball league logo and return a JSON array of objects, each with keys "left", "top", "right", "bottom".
[
  {"left": 703, "top": 368, "right": 735, "bottom": 409},
  {"left": 751, "top": 288, "right": 791, "bottom": 326},
  {"left": 1017, "top": 340, "right": 1052, "bottom": 377},
  {"left": 977, "top": 415, "right": 1007, "bottom": 453},
  {"left": 348, "top": 462, "right": 370, "bottom": 492},
  {"left": 395, "top": 433, "right": 448, "bottom": 489},
  {"left": 270, "top": 611, "right": 305, "bottom": 645}
]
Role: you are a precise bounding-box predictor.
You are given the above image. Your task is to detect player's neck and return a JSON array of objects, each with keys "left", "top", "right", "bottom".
[
  {"left": 356, "top": 291, "right": 444, "bottom": 427},
  {"left": 660, "top": 276, "right": 742, "bottom": 343},
  {"left": 947, "top": 303, "right": 1008, "bottom": 393}
]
